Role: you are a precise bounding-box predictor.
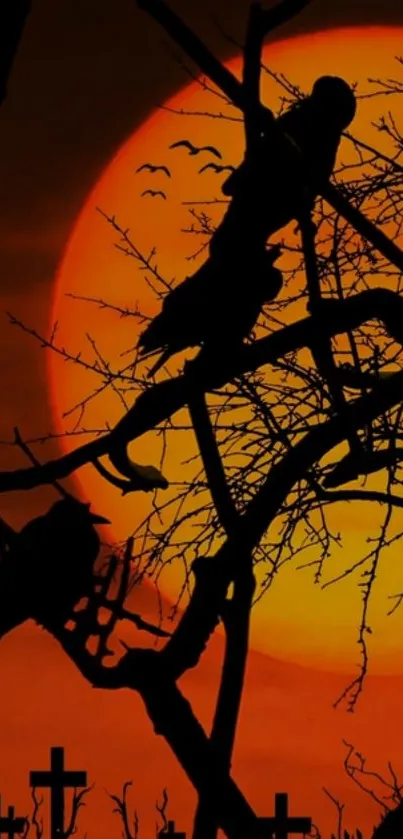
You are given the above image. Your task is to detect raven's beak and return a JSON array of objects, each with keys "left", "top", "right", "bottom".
[{"left": 90, "top": 512, "right": 111, "bottom": 524}]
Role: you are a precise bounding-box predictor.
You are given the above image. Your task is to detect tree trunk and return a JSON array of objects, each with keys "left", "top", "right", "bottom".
[
  {"left": 192, "top": 569, "right": 255, "bottom": 839},
  {"left": 137, "top": 674, "right": 261, "bottom": 839}
]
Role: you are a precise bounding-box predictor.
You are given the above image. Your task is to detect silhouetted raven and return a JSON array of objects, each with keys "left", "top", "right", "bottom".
[
  {"left": 169, "top": 140, "right": 222, "bottom": 159},
  {"left": 138, "top": 77, "right": 354, "bottom": 379},
  {"left": 141, "top": 189, "right": 167, "bottom": 199},
  {"left": 138, "top": 245, "right": 283, "bottom": 377},
  {"left": 0, "top": 497, "right": 109, "bottom": 636},
  {"left": 136, "top": 163, "right": 171, "bottom": 177},
  {"left": 199, "top": 163, "right": 235, "bottom": 175},
  {"left": 214, "top": 76, "right": 357, "bottom": 254}
]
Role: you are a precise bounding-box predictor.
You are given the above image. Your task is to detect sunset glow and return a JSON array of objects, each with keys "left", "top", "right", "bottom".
[{"left": 49, "top": 27, "right": 403, "bottom": 675}]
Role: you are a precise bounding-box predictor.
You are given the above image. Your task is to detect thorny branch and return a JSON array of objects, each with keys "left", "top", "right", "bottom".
[
  {"left": 2, "top": 11, "right": 403, "bottom": 839},
  {"left": 9, "top": 6, "right": 400, "bottom": 715},
  {"left": 343, "top": 741, "right": 403, "bottom": 811},
  {"left": 64, "top": 787, "right": 93, "bottom": 839}
]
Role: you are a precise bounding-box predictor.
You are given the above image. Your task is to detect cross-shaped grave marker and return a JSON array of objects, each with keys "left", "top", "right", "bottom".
[
  {"left": 0, "top": 798, "right": 27, "bottom": 839},
  {"left": 158, "top": 820, "right": 186, "bottom": 838},
  {"left": 259, "top": 793, "right": 312, "bottom": 839},
  {"left": 29, "top": 747, "right": 87, "bottom": 839}
]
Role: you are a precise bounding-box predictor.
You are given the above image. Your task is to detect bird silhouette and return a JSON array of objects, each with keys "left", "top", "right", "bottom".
[
  {"left": 138, "top": 245, "right": 283, "bottom": 377},
  {"left": 199, "top": 162, "right": 235, "bottom": 174},
  {"left": 136, "top": 163, "right": 171, "bottom": 177},
  {"left": 140, "top": 78, "right": 355, "bottom": 382},
  {"left": 141, "top": 189, "right": 167, "bottom": 199},
  {"left": 0, "top": 497, "right": 109, "bottom": 636},
  {"left": 215, "top": 75, "right": 357, "bottom": 255},
  {"left": 169, "top": 140, "right": 222, "bottom": 159}
]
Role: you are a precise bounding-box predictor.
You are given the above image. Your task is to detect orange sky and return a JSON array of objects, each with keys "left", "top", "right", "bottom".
[
  {"left": 1, "top": 621, "right": 403, "bottom": 838},
  {"left": 50, "top": 27, "right": 403, "bottom": 672},
  {"left": 2, "top": 18, "right": 403, "bottom": 839}
]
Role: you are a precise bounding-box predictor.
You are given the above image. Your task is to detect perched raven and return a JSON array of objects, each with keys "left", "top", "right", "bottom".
[
  {"left": 0, "top": 497, "right": 109, "bottom": 636},
  {"left": 214, "top": 76, "right": 357, "bottom": 255},
  {"left": 138, "top": 245, "right": 283, "bottom": 377},
  {"left": 138, "top": 77, "right": 354, "bottom": 379}
]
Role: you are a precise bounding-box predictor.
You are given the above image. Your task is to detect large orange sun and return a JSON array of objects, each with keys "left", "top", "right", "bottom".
[{"left": 49, "top": 26, "right": 403, "bottom": 675}]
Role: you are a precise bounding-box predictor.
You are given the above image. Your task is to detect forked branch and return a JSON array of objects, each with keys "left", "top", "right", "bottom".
[
  {"left": 2, "top": 287, "right": 403, "bottom": 494},
  {"left": 136, "top": 0, "right": 403, "bottom": 272}
]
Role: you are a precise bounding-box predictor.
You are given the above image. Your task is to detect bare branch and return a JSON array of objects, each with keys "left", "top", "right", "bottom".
[
  {"left": 322, "top": 788, "right": 344, "bottom": 839},
  {"left": 3, "top": 287, "right": 403, "bottom": 494},
  {"left": 64, "top": 786, "right": 93, "bottom": 839},
  {"left": 109, "top": 781, "right": 139, "bottom": 839},
  {"left": 30, "top": 789, "right": 44, "bottom": 839},
  {"left": 156, "top": 788, "right": 169, "bottom": 832}
]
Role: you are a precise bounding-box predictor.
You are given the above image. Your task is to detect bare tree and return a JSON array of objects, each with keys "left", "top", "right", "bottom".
[{"left": 2, "top": 2, "right": 403, "bottom": 839}]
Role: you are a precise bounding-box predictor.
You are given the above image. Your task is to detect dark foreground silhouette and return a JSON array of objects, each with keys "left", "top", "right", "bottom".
[
  {"left": 139, "top": 244, "right": 283, "bottom": 376},
  {"left": 372, "top": 799, "right": 403, "bottom": 839},
  {"left": 0, "top": 497, "right": 109, "bottom": 635},
  {"left": 217, "top": 76, "right": 356, "bottom": 249},
  {"left": 2, "top": 742, "right": 401, "bottom": 839},
  {"left": 138, "top": 76, "right": 356, "bottom": 377}
]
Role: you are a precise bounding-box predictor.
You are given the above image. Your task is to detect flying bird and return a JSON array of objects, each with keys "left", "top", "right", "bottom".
[
  {"left": 199, "top": 163, "right": 235, "bottom": 174},
  {"left": 138, "top": 245, "right": 283, "bottom": 378},
  {"left": 0, "top": 497, "right": 109, "bottom": 637},
  {"left": 141, "top": 189, "right": 167, "bottom": 199},
  {"left": 169, "top": 140, "right": 222, "bottom": 159},
  {"left": 135, "top": 163, "right": 171, "bottom": 177}
]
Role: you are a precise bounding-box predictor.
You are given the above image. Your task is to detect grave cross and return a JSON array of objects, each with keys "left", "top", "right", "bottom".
[
  {"left": 158, "top": 820, "right": 186, "bottom": 839},
  {"left": 29, "top": 747, "right": 87, "bottom": 839},
  {"left": 0, "top": 804, "right": 27, "bottom": 839},
  {"left": 259, "top": 793, "right": 312, "bottom": 839}
]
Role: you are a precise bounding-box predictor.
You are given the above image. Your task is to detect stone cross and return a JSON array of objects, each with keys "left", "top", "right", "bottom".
[
  {"left": 30, "top": 747, "right": 87, "bottom": 839},
  {"left": 259, "top": 793, "right": 312, "bottom": 839},
  {"left": 0, "top": 803, "right": 27, "bottom": 839},
  {"left": 158, "top": 820, "right": 186, "bottom": 838}
]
